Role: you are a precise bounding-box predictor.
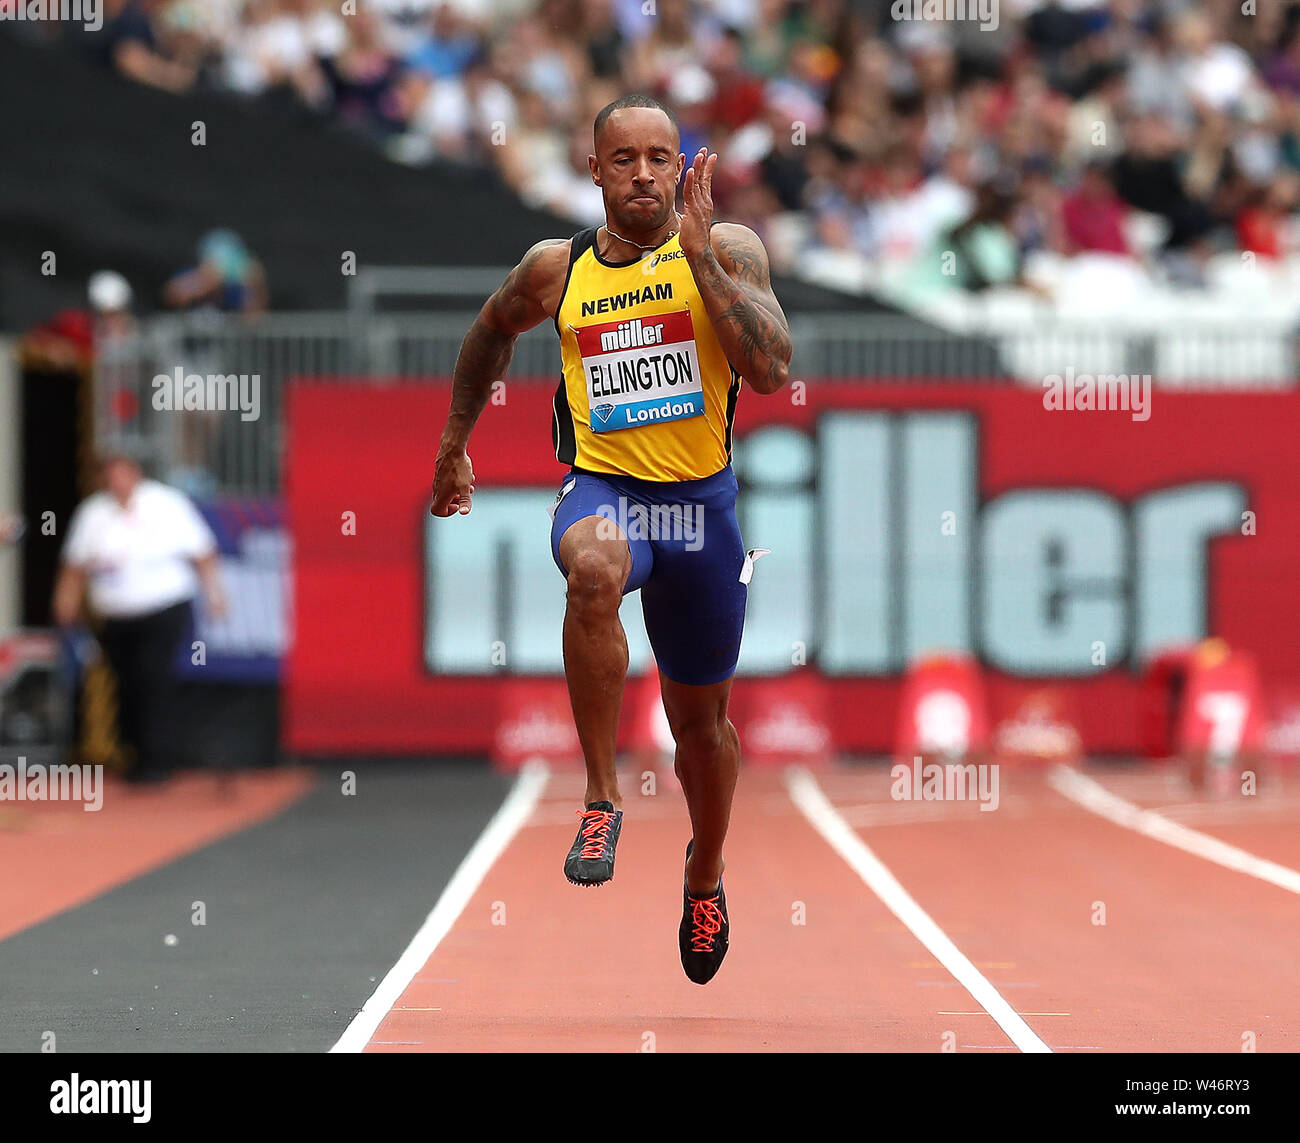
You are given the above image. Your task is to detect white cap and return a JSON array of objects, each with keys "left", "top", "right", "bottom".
[{"left": 88, "top": 270, "right": 132, "bottom": 314}]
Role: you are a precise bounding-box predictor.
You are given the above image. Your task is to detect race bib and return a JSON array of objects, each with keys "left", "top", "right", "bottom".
[{"left": 575, "top": 310, "right": 705, "bottom": 433}]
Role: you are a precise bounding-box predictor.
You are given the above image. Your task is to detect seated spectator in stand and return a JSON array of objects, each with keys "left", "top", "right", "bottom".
[
  {"left": 405, "top": 3, "right": 481, "bottom": 80},
  {"left": 164, "top": 230, "right": 269, "bottom": 317},
  {"left": 1263, "top": 20, "right": 1300, "bottom": 97},
  {"left": 399, "top": 50, "right": 517, "bottom": 162},
  {"left": 583, "top": 0, "right": 626, "bottom": 81},
  {"left": 370, "top": 0, "right": 441, "bottom": 59},
  {"left": 1111, "top": 113, "right": 1219, "bottom": 251},
  {"left": 319, "top": 5, "right": 407, "bottom": 136},
  {"left": 1015, "top": 159, "right": 1068, "bottom": 257},
  {"left": 221, "top": 0, "right": 337, "bottom": 107},
  {"left": 94, "top": 0, "right": 197, "bottom": 93},
  {"left": 891, "top": 180, "right": 1032, "bottom": 305},
  {"left": 1236, "top": 171, "right": 1300, "bottom": 260},
  {"left": 709, "top": 25, "right": 765, "bottom": 133},
  {"left": 1062, "top": 161, "right": 1131, "bottom": 256},
  {"left": 51, "top": 0, "right": 1300, "bottom": 307}
]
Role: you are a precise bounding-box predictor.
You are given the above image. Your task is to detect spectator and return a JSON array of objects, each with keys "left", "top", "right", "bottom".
[
  {"left": 406, "top": 3, "right": 482, "bottom": 80},
  {"left": 627, "top": 0, "right": 704, "bottom": 93},
  {"left": 95, "top": 0, "right": 197, "bottom": 93},
  {"left": 1236, "top": 171, "right": 1300, "bottom": 260},
  {"left": 1015, "top": 160, "right": 1068, "bottom": 257},
  {"left": 1263, "top": 19, "right": 1300, "bottom": 97},
  {"left": 1062, "top": 161, "right": 1131, "bottom": 256},
  {"left": 164, "top": 230, "right": 269, "bottom": 317},
  {"left": 52, "top": 448, "right": 227, "bottom": 784},
  {"left": 892, "top": 179, "right": 1028, "bottom": 305},
  {"left": 319, "top": 5, "right": 407, "bottom": 135},
  {"left": 583, "top": 0, "right": 626, "bottom": 80},
  {"left": 1111, "top": 113, "right": 1218, "bottom": 251},
  {"left": 221, "top": 0, "right": 337, "bottom": 105},
  {"left": 709, "top": 26, "right": 765, "bottom": 133},
  {"left": 67, "top": 0, "right": 1300, "bottom": 303}
]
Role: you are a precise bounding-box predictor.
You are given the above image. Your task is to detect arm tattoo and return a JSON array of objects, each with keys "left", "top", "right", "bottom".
[
  {"left": 718, "top": 290, "right": 788, "bottom": 391},
  {"left": 715, "top": 231, "right": 771, "bottom": 287},
  {"left": 441, "top": 314, "right": 515, "bottom": 450},
  {"left": 688, "top": 230, "right": 791, "bottom": 393},
  {"left": 440, "top": 240, "right": 559, "bottom": 450}
]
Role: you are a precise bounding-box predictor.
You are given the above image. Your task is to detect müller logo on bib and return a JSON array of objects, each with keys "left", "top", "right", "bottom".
[{"left": 575, "top": 310, "right": 705, "bottom": 433}]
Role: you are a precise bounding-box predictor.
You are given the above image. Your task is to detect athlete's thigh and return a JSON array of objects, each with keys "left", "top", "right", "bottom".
[
  {"left": 639, "top": 487, "right": 747, "bottom": 686},
  {"left": 549, "top": 471, "right": 653, "bottom": 593}
]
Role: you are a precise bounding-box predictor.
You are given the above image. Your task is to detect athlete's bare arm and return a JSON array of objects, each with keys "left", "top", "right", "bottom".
[
  {"left": 678, "top": 150, "right": 792, "bottom": 396},
  {"left": 431, "top": 239, "right": 570, "bottom": 517}
]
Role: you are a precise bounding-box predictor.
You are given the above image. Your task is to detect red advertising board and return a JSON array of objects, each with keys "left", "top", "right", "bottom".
[{"left": 285, "top": 380, "right": 1300, "bottom": 756}]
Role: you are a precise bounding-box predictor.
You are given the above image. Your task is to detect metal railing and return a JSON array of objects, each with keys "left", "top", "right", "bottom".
[{"left": 93, "top": 308, "right": 1298, "bottom": 496}]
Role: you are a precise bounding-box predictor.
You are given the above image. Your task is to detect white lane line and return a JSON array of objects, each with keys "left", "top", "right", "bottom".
[
  {"left": 1048, "top": 765, "right": 1300, "bottom": 896},
  {"left": 330, "top": 759, "right": 550, "bottom": 1053},
  {"left": 784, "top": 767, "right": 1052, "bottom": 1054}
]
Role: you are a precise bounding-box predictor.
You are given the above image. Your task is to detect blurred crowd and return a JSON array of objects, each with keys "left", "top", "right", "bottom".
[{"left": 62, "top": 0, "right": 1300, "bottom": 303}]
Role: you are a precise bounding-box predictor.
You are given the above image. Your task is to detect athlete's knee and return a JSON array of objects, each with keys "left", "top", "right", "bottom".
[
  {"left": 671, "top": 714, "right": 733, "bottom": 761},
  {"left": 565, "top": 545, "right": 627, "bottom": 612}
]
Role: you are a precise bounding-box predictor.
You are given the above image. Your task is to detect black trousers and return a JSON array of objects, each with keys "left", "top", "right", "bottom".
[{"left": 98, "top": 599, "right": 192, "bottom": 780}]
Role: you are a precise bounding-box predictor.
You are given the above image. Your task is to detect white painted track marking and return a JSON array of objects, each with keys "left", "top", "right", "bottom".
[
  {"left": 784, "top": 766, "right": 1052, "bottom": 1054},
  {"left": 1048, "top": 764, "right": 1300, "bottom": 897},
  {"left": 330, "top": 759, "right": 550, "bottom": 1053}
]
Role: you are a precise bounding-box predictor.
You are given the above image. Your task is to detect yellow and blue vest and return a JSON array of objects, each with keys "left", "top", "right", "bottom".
[{"left": 552, "top": 227, "right": 740, "bottom": 482}]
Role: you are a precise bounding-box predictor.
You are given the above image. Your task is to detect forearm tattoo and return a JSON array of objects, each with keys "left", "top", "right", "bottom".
[
  {"left": 689, "top": 233, "right": 791, "bottom": 392},
  {"left": 443, "top": 314, "right": 515, "bottom": 449}
]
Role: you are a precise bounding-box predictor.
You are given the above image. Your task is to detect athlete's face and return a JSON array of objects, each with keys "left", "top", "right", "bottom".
[{"left": 590, "top": 109, "right": 684, "bottom": 235}]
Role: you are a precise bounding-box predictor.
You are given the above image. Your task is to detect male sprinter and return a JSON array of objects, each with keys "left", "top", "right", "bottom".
[{"left": 430, "top": 95, "right": 791, "bottom": 984}]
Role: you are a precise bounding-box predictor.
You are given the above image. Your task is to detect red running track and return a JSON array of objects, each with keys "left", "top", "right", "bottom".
[{"left": 359, "top": 761, "right": 1300, "bottom": 1053}]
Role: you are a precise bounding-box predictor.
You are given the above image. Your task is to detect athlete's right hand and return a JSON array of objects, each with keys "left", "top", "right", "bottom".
[{"left": 430, "top": 449, "right": 476, "bottom": 517}]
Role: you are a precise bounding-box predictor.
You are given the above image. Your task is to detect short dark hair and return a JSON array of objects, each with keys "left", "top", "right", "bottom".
[{"left": 593, "top": 94, "right": 680, "bottom": 149}]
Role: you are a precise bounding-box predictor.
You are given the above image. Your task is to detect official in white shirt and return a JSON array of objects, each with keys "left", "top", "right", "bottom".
[{"left": 52, "top": 449, "right": 227, "bottom": 783}]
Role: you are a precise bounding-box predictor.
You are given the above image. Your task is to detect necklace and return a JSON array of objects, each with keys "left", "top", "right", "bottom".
[{"left": 603, "top": 213, "right": 679, "bottom": 254}]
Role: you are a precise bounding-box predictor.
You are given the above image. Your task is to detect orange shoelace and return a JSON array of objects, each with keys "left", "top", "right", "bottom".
[
  {"left": 576, "top": 808, "right": 617, "bottom": 858},
  {"left": 689, "top": 895, "right": 725, "bottom": 953}
]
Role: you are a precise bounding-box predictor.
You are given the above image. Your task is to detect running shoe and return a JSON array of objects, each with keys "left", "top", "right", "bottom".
[
  {"left": 679, "top": 840, "right": 729, "bottom": 984},
  {"left": 563, "top": 800, "right": 623, "bottom": 886}
]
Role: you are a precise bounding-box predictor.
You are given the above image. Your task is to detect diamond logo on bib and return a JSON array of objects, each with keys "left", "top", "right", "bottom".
[{"left": 575, "top": 310, "right": 705, "bottom": 433}]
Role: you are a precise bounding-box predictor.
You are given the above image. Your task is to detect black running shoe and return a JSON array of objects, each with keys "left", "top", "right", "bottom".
[
  {"left": 679, "top": 840, "right": 729, "bottom": 984},
  {"left": 563, "top": 801, "right": 623, "bottom": 886}
]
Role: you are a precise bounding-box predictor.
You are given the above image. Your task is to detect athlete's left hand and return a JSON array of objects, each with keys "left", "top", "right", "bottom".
[{"left": 679, "top": 148, "right": 717, "bottom": 259}]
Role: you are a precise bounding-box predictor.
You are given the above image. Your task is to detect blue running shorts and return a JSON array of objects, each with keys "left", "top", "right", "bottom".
[{"left": 549, "top": 465, "right": 750, "bottom": 686}]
